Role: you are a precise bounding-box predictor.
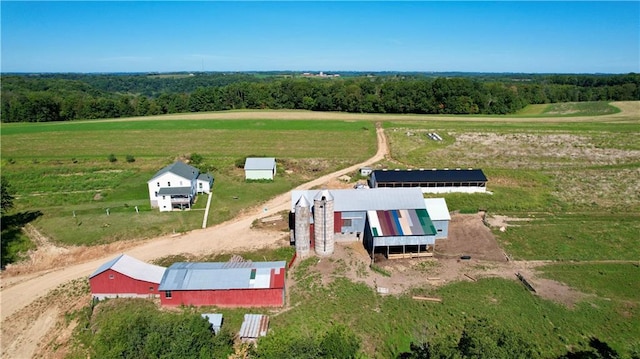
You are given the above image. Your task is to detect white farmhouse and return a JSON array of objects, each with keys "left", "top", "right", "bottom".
[
  {"left": 148, "top": 161, "right": 213, "bottom": 212},
  {"left": 244, "top": 157, "right": 277, "bottom": 180}
]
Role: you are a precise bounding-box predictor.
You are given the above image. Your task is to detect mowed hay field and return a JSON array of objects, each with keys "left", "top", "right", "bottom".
[
  {"left": 2, "top": 101, "right": 640, "bottom": 357},
  {"left": 0, "top": 120, "right": 377, "bottom": 249}
]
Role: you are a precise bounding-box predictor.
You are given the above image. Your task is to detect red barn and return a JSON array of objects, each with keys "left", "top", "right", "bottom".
[
  {"left": 89, "top": 254, "right": 166, "bottom": 300},
  {"left": 158, "top": 261, "right": 286, "bottom": 308}
]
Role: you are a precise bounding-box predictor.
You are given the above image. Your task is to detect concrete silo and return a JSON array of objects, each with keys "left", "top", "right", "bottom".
[
  {"left": 294, "top": 195, "right": 311, "bottom": 258},
  {"left": 313, "top": 189, "right": 335, "bottom": 256}
]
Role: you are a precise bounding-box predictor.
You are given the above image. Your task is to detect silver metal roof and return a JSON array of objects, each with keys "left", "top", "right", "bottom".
[
  {"left": 424, "top": 198, "right": 451, "bottom": 221},
  {"left": 291, "top": 187, "right": 426, "bottom": 212},
  {"left": 244, "top": 157, "right": 276, "bottom": 170},
  {"left": 158, "top": 261, "right": 286, "bottom": 291},
  {"left": 201, "top": 313, "right": 223, "bottom": 331},
  {"left": 89, "top": 254, "right": 166, "bottom": 284},
  {"left": 149, "top": 161, "right": 199, "bottom": 182},
  {"left": 239, "top": 314, "right": 269, "bottom": 339}
]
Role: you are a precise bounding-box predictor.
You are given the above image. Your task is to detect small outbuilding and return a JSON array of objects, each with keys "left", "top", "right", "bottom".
[
  {"left": 424, "top": 198, "right": 451, "bottom": 239},
  {"left": 201, "top": 313, "right": 224, "bottom": 335},
  {"left": 239, "top": 314, "right": 270, "bottom": 344},
  {"left": 244, "top": 157, "right": 277, "bottom": 180},
  {"left": 89, "top": 254, "right": 166, "bottom": 300}
]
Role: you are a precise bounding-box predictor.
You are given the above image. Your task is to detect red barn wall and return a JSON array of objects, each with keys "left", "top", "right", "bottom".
[
  {"left": 334, "top": 212, "right": 342, "bottom": 233},
  {"left": 89, "top": 269, "right": 159, "bottom": 295},
  {"left": 160, "top": 288, "right": 284, "bottom": 307}
]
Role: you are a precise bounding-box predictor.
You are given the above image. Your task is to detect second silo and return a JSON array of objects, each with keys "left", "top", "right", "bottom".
[
  {"left": 294, "top": 195, "right": 311, "bottom": 258},
  {"left": 313, "top": 189, "right": 334, "bottom": 256}
]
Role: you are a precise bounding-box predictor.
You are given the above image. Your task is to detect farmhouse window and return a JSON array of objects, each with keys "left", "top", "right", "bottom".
[
  {"left": 199, "top": 183, "right": 203, "bottom": 189},
  {"left": 167, "top": 181, "right": 171, "bottom": 186},
  {"left": 343, "top": 219, "right": 353, "bottom": 227},
  {"left": 149, "top": 286, "right": 154, "bottom": 292},
  {"left": 162, "top": 196, "right": 166, "bottom": 200},
  {"left": 157, "top": 182, "right": 160, "bottom": 187},
  {"left": 180, "top": 181, "right": 183, "bottom": 185},
  {"left": 437, "top": 229, "right": 443, "bottom": 232},
  {"left": 154, "top": 191, "right": 158, "bottom": 197},
  {"left": 165, "top": 291, "right": 172, "bottom": 299},
  {"left": 109, "top": 274, "right": 114, "bottom": 279}
]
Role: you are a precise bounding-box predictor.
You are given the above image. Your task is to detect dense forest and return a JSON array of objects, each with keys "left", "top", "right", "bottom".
[{"left": 1, "top": 72, "right": 638, "bottom": 122}]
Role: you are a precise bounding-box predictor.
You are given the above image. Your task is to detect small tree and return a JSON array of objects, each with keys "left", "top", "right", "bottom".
[
  {"left": 108, "top": 154, "right": 117, "bottom": 163},
  {"left": 1, "top": 177, "right": 15, "bottom": 214},
  {"left": 125, "top": 154, "right": 135, "bottom": 163},
  {"left": 189, "top": 153, "right": 203, "bottom": 165}
]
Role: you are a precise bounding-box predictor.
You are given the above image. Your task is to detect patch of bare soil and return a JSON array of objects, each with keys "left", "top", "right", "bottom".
[{"left": 435, "top": 212, "right": 507, "bottom": 262}]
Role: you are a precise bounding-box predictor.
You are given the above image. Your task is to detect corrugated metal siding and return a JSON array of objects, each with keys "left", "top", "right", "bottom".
[
  {"left": 290, "top": 188, "right": 426, "bottom": 212},
  {"left": 159, "top": 261, "right": 286, "bottom": 291},
  {"left": 368, "top": 209, "right": 436, "bottom": 237},
  {"left": 239, "top": 314, "right": 270, "bottom": 339}
]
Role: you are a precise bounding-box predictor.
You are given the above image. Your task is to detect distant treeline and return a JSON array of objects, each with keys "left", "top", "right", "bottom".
[{"left": 1, "top": 72, "right": 638, "bottom": 122}]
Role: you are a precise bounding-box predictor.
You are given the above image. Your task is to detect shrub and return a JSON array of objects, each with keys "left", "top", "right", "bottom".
[
  {"left": 107, "top": 154, "right": 117, "bottom": 163},
  {"left": 125, "top": 154, "right": 135, "bottom": 163}
]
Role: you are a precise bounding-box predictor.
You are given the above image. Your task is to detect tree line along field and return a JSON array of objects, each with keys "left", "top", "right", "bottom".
[
  {"left": 2, "top": 102, "right": 640, "bottom": 357},
  {"left": 1, "top": 73, "right": 638, "bottom": 123}
]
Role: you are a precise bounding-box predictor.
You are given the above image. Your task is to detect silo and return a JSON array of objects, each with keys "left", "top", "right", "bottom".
[
  {"left": 294, "top": 195, "right": 311, "bottom": 258},
  {"left": 313, "top": 189, "right": 335, "bottom": 256}
]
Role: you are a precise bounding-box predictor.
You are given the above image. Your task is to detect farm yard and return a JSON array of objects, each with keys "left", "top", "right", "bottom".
[{"left": 1, "top": 101, "right": 639, "bottom": 358}]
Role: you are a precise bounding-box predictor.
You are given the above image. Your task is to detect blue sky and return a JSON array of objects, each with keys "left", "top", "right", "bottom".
[{"left": 1, "top": 1, "right": 639, "bottom": 73}]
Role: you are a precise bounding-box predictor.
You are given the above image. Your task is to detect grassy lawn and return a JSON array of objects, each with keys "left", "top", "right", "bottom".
[
  {"left": 274, "top": 258, "right": 640, "bottom": 358},
  {"left": 537, "top": 262, "right": 640, "bottom": 301},
  {"left": 0, "top": 119, "right": 377, "bottom": 248}
]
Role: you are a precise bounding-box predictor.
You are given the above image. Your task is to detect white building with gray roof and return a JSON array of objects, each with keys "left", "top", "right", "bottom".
[
  {"left": 147, "top": 161, "right": 213, "bottom": 212},
  {"left": 244, "top": 157, "right": 277, "bottom": 180}
]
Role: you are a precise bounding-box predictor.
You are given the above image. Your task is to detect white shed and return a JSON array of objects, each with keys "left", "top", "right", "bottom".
[
  {"left": 244, "top": 158, "right": 276, "bottom": 180},
  {"left": 424, "top": 198, "right": 451, "bottom": 239}
]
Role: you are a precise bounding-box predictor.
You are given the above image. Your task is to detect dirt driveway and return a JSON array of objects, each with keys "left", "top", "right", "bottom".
[{"left": 0, "top": 125, "right": 388, "bottom": 358}]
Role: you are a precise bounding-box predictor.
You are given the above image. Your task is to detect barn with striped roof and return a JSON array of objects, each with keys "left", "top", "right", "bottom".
[{"left": 290, "top": 188, "right": 445, "bottom": 260}]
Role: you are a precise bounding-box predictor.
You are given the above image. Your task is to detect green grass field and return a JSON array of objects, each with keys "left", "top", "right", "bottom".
[
  {"left": 3, "top": 101, "right": 640, "bottom": 357},
  {"left": 0, "top": 119, "right": 376, "bottom": 249}
]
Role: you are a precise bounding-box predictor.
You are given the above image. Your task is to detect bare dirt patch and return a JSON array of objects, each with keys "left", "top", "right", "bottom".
[{"left": 435, "top": 212, "right": 507, "bottom": 262}]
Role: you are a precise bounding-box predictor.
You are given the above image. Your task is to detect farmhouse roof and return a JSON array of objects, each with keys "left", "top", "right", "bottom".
[
  {"left": 291, "top": 188, "right": 426, "bottom": 212},
  {"left": 372, "top": 169, "right": 487, "bottom": 183},
  {"left": 149, "top": 161, "right": 199, "bottom": 182},
  {"left": 244, "top": 157, "right": 276, "bottom": 170},
  {"left": 197, "top": 173, "right": 214, "bottom": 183},
  {"left": 158, "top": 261, "right": 286, "bottom": 291},
  {"left": 424, "top": 198, "right": 451, "bottom": 221},
  {"left": 90, "top": 254, "right": 166, "bottom": 284},
  {"left": 157, "top": 187, "right": 192, "bottom": 196}
]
